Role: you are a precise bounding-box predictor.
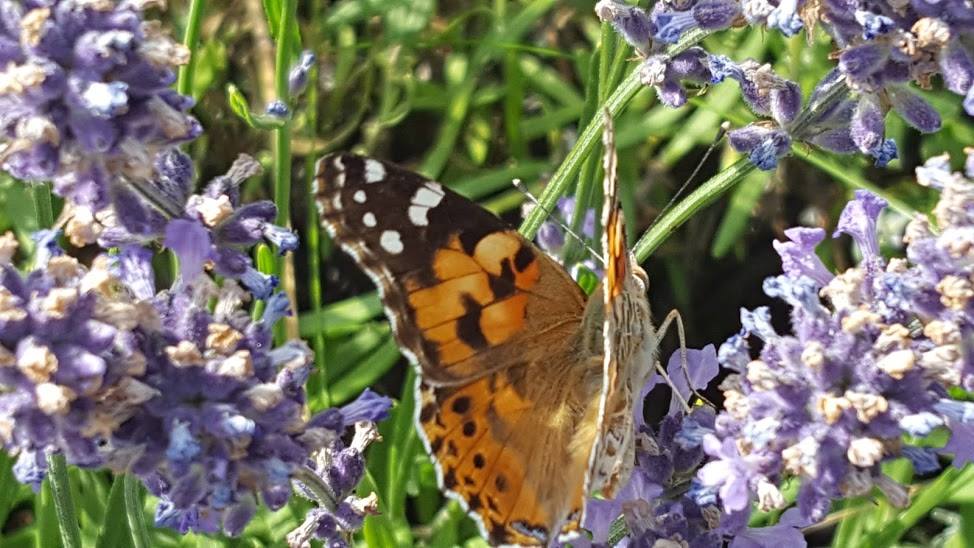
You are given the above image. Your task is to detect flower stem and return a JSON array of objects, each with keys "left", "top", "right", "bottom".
[
  {"left": 31, "top": 183, "right": 54, "bottom": 228},
  {"left": 176, "top": 0, "right": 206, "bottom": 98},
  {"left": 272, "top": 0, "right": 296, "bottom": 234},
  {"left": 45, "top": 452, "right": 81, "bottom": 548},
  {"left": 518, "top": 28, "right": 711, "bottom": 240},
  {"left": 633, "top": 157, "right": 756, "bottom": 261},
  {"left": 123, "top": 475, "right": 151, "bottom": 548}
]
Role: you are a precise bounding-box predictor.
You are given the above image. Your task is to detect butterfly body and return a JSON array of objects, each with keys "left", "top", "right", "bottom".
[{"left": 314, "top": 152, "right": 657, "bottom": 546}]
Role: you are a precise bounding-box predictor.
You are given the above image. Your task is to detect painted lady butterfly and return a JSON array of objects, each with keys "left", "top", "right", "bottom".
[{"left": 314, "top": 122, "right": 658, "bottom": 545}]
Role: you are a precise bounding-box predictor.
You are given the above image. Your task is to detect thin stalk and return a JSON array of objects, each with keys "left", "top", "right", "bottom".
[
  {"left": 272, "top": 0, "right": 296, "bottom": 243},
  {"left": 45, "top": 453, "right": 81, "bottom": 548},
  {"left": 518, "top": 27, "right": 711, "bottom": 239},
  {"left": 123, "top": 475, "right": 150, "bottom": 548},
  {"left": 175, "top": 0, "right": 206, "bottom": 98},
  {"left": 304, "top": 62, "right": 330, "bottom": 406},
  {"left": 31, "top": 183, "right": 54, "bottom": 228},
  {"left": 269, "top": 0, "right": 297, "bottom": 342},
  {"left": 633, "top": 157, "right": 756, "bottom": 261}
]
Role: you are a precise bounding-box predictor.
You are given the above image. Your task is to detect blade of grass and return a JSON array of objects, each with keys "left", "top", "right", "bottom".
[
  {"left": 124, "top": 475, "right": 150, "bottom": 548},
  {"left": 864, "top": 465, "right": 974, "bottom": 546}
]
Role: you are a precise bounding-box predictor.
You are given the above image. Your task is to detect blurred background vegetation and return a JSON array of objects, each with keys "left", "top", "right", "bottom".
[{"left": 1, "top": 0, "right": 973, "bottom": 546}]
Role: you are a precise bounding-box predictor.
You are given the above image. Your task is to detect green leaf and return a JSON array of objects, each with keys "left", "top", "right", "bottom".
[
  {"left": 226, "top": 84, "right": 257, "bottom": 128},
  {"left": 96, "top": 476, "right": 131, "bottom": 548},
  {"left": 329, "top": 335, "right": 400, "bottom": 403},
  {"left": 575, "top": 266, "right": 600, "bottom": 296}
]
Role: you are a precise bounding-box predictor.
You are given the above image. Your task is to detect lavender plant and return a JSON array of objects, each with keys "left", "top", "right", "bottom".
[
  {"left": 583, "top": 153, "right": 974, "bottom": 545},
  {"left": 595, "top": 0, "right": 962, "bottom": 169}
]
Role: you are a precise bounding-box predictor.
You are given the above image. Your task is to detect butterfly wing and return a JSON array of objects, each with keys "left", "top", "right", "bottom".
[
  {"left": 584, "top": 115, "right": 658, "bottom": 501},
  {"left": 314, "top": 154, "right": 600, "bottom": 544}
]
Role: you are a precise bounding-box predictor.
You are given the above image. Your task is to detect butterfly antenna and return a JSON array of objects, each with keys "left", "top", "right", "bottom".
[
  {"left": 646, "top": 121, "right": 730, "bottom": 233},
  {"left": 513, "top": 179, "right": 606, "bottom": 265}
]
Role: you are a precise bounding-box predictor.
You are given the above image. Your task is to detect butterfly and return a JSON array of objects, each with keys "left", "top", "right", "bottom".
[{"left": 313, "top": 125, "right": 659, "bottom": 546}]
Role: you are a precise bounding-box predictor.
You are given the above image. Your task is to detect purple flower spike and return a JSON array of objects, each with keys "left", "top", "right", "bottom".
[
  {"left": 595, "top": 0, "right": 654, "bottom": 50},
  {"left": 0, "top": 0, "right": 199, "bottom": 210},
  {"left": 772, "top": 227, "right": 835, "bottom": 286},
  {"left": 833, "top": 190, "right": 887, "bottom": 259}
]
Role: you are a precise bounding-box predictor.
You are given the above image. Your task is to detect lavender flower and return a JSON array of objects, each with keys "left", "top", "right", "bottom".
[
  {"left": 597, "top": 0, "right": 970, "bottom": 172},
  {"left": 703, "top": 166, "right": 974, "bottom": 523},
  {"left": 0, "top": 0, "right": 201, "bottom": 209},
  {"left": 101, "top": 253, "right": 389, "bottom": 536},
  {"left": 288, "top": 420, "right": 386, "bottom": 548},
  {"left": 288, "top": 50, "right": 317, "bottom": 97},
  {"left": 83, "top": 151, "right": 296, "bottom": 298},
  {"left": 0, "top": 248, "right": 159, "bottom": 489},
  {"left": 582, "top": 348, "right": 805, "bottom": 546}
]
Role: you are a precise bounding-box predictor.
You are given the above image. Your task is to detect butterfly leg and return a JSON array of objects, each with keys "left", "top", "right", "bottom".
[{"left": 654, "top": 309, "right": 712, "bottom": 410}]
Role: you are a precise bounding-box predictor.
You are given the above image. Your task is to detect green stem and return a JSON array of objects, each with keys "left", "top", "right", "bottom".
[
  {"left": 864, "top": 465, "right": 974, "bottom": 546},
  {"left": 45, "top": 453, "right": 81, "bottom": 548},
  {"left": 518, "top": 28, "right": 711, "bottom": 239},
  {"left": 123, "top": 475, "right": 150, "bottom": 548},
  {"left": 272, "top": 0, "right": 296, "bottom": 238},
  {"left": 31, "top": 183, "right": 54, "bottom": 228},
  {"left": 633, "top": 157, "right": 756, "bottom": 261},
  {"left": 175, "top": 0, "right": 206, "bottom": 98}
]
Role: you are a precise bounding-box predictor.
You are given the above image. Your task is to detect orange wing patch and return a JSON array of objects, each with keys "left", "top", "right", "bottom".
[
  {"left": 406, "top": 229, "right": 541, "bottom": 370},
  {"left": 417, "top": 373, "right": 575, "bottom": 546}
]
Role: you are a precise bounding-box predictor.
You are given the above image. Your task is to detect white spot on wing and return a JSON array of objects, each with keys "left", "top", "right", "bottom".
[
  {"left": 408, "top": 205, "right": 429, "bottom": 226},
  {"left": 380, "top": 230, "right": 403, "bottom": 254},
  {"left": 412, "top": 186, "right": 444, "bottom": 208},
  {"left": 365, "top": 159, "right": 386, "bottom": 183},
  {"left": 332, "top": 156, "right": 346, "bottom": 187},
  {"left": 310, "top": 178, "right": 319, "bottom": 194},
  {"left": 353, "top": 190, "right": 367, "bottom": 203},
  {"left": 425, "top": 181, "right": 444, "bottom": 194},
  {"left": 332, "top": 194, "right": 342, "bottom": 209},
  {"left": 363, "top": 212, "right": 377, "bottom": 227}
]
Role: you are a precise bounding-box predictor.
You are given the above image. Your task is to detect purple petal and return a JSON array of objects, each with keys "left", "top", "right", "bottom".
[
  {"left": 772, "top": 227, "right": 834, "bottom": 286},
  {"left": 164, "top": 219, "right": 212, "bottom": 283},
  {"left": 889, "top": 86, "right": 941, "bottom": 133},
  {"left": 850, "top": 94, "right": 885, "bottom": 154}
]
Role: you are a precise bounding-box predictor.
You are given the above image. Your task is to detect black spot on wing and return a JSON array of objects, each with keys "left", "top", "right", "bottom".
[
  {"left": 514, "top": 245, "right": 534, "bottom": 272},
  {"left": 451, "top": 396, "right": 471, "bottom": 414},
  {"left": 444, "top": 468, "right": 457, "bottom": 489},
  {"left": 419, "top": 402, "right": 436, "bottom": 423},
  {"left": 488, "top": 258, "right": 517, "bottom": 300},
  {"left": 456, "top": 294, "right": 487, "bottom": 350},
  {"left": 462, "top": 421, "right": 476, "bottom": 437}
]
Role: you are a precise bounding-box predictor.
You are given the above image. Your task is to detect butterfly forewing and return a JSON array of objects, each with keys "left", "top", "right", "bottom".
[{"left": 314, "top": 153, "right": 606, "bottom": 545}]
